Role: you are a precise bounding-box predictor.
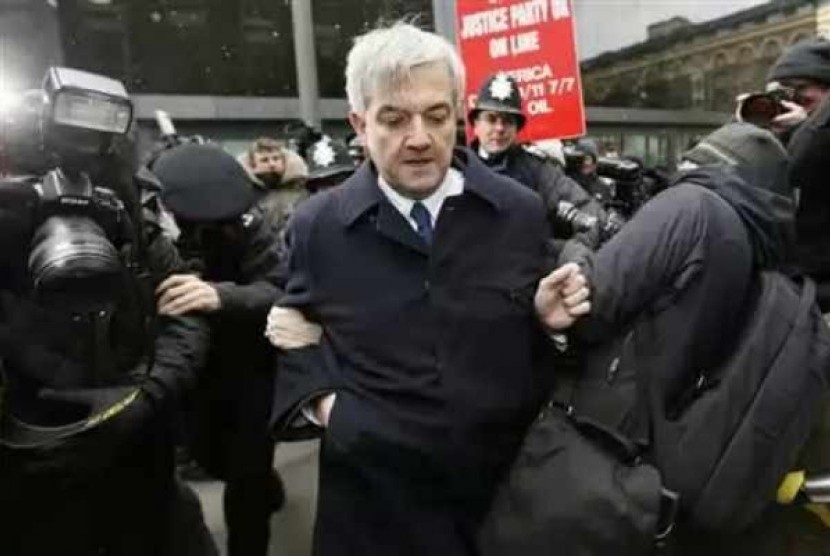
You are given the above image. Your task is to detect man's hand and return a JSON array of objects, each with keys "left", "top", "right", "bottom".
[
  {"left": 156, "top": 274, "right": 221, "bottom": 316},
  {"left": 534, "top": 263, "right": 591, "bottom": 331},
  {"left": 772, "top": 100, "right": 808, "bottom": 134},
  {"left": 265, "top": 306, "right": 323, "bottom": 349},
  {"left": 314, "top": 393, "right": 337, "bottom": 427}
]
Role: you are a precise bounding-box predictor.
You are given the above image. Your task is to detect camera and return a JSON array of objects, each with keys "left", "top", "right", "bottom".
[
  {"left": 555, "top": 200, "right": 623, "bottom": 244},
  {"left": 1, "top": 67, "right": 135, "bottom": 314},
  {"left": 736, "top": 87, "right": 797, "bottom": 129},
  {"left": 595, "top": 157, "right": 644, "bottom": 216},
  {"left": 564, "top": 145, "right": 646, "bottom": 217},
  {"left": 556, "top": 200, "right": 598, "bottom": 234}
]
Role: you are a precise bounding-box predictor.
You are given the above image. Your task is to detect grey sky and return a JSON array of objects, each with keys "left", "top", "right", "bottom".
[{"left": 574, "top": 0, "right": 768, "bottom": 59}]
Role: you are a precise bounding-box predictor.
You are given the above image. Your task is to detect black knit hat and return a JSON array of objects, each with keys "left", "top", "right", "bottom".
[
  {"left": 682, "top": 122, "right": 789, "bottom": 196},
  {"left": 468, "top": 73, "right": 526, "bottom": 130},
  {"left": 767, "top": 37, "right": 830, "bottom": 85},
  {"left": 153, "top": 143, "right": 258, "bottom": 222}
]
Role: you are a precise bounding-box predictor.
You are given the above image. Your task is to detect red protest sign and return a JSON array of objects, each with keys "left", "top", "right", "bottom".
[{"left": 456, "top": 0, "right": 586, "bottom": 142}]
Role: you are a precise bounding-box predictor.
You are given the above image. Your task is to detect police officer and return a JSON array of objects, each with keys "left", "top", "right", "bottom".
[
  {"left": 0, "top": 71, "right": 211, "bottom": 555},
  {"left": 151, "top": 143, "right": 285, "bottom": 556},
  {"left": 469, "top": 73, "right": 607, "bottom": 250},
  {"left": 304, "top": 135, "right": 357, "bottom": 194}
]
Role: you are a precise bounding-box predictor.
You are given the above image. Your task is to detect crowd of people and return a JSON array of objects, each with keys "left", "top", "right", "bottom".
[{"left": 1, "top": 19, "right": 830, "bottom": 556}]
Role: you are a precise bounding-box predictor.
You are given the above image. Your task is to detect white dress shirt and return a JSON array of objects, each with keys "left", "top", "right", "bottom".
[{"left": 377, "top": 168, "right": 465, "bottom": 231}]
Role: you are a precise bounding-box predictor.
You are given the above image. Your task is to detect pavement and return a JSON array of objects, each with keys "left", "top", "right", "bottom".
[{"left": 190, "top": 440, "right": 320, "bottom": 556}]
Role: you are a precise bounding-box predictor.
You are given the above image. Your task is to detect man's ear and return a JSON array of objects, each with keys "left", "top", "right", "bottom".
[{"left": 348, "top": 112, "right": 366, "bottom": 139}]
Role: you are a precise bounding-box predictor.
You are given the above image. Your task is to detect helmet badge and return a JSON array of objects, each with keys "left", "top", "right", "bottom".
[{"left": 489, "top": 73, "right": 514, "bottom": 101}]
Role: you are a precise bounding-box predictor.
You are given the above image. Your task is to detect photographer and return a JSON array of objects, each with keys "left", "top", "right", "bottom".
[
  {"left": 152, "top": 143, "right": 285, "bottom": 556},
  {"left": 468, "top": 73, "right": 608, "bottom": 251},
  {"left": 0, "top": 68, "right": 211, "bottom": 555},
  {"left": 764, "top": 38, "right": 830, "bottom": 313},
  {"left": 788, "top": 95, "right": 830, "bottom": 313},
  {"left": 738, "top": 38, "right": 830, "bottom": 142},
  {"left": 566, "top": 140, "right": 614, "bottom": 206},
  {"left": 736, "top": 38, "right": 830, "bottom": 312}
]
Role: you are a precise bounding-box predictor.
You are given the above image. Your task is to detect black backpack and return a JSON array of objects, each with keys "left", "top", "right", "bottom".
[
  {"left": 573, "top": 270, "right": 830, "bottom": 532},
  {"left": 481, "top": 272, "right": 830, "bottom": 556},
  {"left": 655, "top": 272, "right": 830, "bottom": 530}
]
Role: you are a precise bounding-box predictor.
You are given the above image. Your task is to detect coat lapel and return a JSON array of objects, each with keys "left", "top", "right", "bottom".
[
  {"left": 374, "top": 200, "right": 429, "bottom": 255},
  {"left": 339, "top": 162, "right": 429, "bottom": 256}
]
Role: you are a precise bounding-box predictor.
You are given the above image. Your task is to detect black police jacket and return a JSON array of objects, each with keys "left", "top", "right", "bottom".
[
  {"left": 471, "top": 141, "right": 607, "bottom": 250},
  {"left": 184, "top": 205, "right": 284, "bottom": 380},
  {"left": 562, "top": 167, "right": 790, "bottom": 431}
]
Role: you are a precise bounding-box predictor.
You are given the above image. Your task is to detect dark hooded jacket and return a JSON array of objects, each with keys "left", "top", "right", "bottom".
[
  {"left": 152, "top": 144, "right": 284, "bottom": 484},
  {"left": 152, "top": 144, "right": 284, "bottom": 389},
  {"left": 788, "top": 95, "right": 830, "bottom": 311},
  {"left": 561, "top": 163, "right": 793, "bottom": 436}
]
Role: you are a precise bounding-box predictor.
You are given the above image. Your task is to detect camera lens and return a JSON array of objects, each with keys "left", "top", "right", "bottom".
[{"left": 738, "top": 94, "right": 782, "bottom": 128}]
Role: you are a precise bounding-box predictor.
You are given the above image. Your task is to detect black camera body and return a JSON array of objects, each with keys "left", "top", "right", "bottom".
[
  {"left": 1, "top": 67, "right": 135, "bottom": 314},
  {"left": 556, "top": 200, "right": 598, "bottom": 234},
  {"left": 564, "top": 145, "right": 647, "bottom": 216},
  {"left": 737, "top": 87, "right": 796, "bottom": 128},
  {"left": 596, "top": 157, "right": 641, "bottom": 185},
  {"left": 35, "top": 169, "right": 125, "bottom": 237},
  {"left": 27, "top": 169, "right": 130, "bottom": 313}
]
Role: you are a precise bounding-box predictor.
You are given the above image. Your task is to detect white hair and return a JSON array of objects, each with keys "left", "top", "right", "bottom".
[{"left": 345, "top": 22, "right": 465, "bottom": 113}]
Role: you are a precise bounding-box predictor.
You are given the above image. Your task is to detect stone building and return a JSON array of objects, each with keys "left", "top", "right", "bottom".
[{"left": 582, "top": 0, "right": 830, "bottom": 112}]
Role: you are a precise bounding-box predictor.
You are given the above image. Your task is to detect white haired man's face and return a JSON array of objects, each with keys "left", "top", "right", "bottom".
[{"left": 349, "top": 62, "right": 457, "bottom": 199}]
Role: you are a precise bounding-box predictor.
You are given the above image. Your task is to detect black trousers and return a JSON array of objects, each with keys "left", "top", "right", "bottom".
[{"left": 188, "top": 367, "right": 277, "bottom": 556}]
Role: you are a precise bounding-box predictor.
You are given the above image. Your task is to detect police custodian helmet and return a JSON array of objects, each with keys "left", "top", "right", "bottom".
[
  {"left": 152, "top": 143, "right": 259, "bottom": 223},
  {"left": 468, "top": 73, "right": 527, "bottom": 130},
  {"left": 305, "top": 135, "right": 356, "bottom": 182}
]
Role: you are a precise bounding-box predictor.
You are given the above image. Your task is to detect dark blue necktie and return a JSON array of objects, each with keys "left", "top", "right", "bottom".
[{"left": 410, "top": 201, "right": 433, "bottom": 245}]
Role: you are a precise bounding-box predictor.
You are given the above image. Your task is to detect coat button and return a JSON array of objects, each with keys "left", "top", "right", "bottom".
[{"left": 424, "top": 280, "right": 430, "bottom": 291}]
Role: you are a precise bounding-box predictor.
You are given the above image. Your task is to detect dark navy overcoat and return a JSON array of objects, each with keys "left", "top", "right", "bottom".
[{"left": 272, "top": 148, "right": 554, "bottom": 555}]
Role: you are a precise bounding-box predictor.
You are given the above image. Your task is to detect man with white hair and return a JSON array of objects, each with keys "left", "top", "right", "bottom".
[{"left": 268, "top": 22, "right": 588, "bottom": 555}]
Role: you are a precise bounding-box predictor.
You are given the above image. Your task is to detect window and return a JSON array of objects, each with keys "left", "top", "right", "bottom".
[
  {"left": 313, "top": 0, "right": 434, "bottom": 98},
  {"left": 60, "top": 0, "right": 298, "bottom": 96}
]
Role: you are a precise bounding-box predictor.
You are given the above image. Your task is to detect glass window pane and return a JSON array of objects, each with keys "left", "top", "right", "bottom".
[
  {"left": 313, "top": 0, "right": 434, "bottom": 98},
  {"left": 59, "top": 0, "right": 298, "bottom": 96}
]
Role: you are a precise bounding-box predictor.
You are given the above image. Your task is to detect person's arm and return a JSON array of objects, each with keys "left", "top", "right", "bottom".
[
  {"left": 156, "top": 209, "right": 283, "bottom": 320},
  {"left": 213, "top": 210, "right": 283, "bottom": 320},
  {"left": 269, "top": 204, "right": 341, "bottom": 440},
  {"left": 140, "top": 226, "right": 210, "bottom": 407},
  {"left": 560, "top": 186, "right": 709, "bottom": 342},
  {"left": 536, "top": 162, "right": 605, "bottom": 250}
]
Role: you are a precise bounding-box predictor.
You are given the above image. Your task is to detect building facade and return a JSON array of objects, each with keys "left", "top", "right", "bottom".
[
  {"left": 0, "top": 0, "right": 730, "bottom": 166},
  {"left": 581, "top": 0, "right": 830, "bottom": 112},
  {"left": 1, "top": 0, "right": 439, "bottom": 152}
]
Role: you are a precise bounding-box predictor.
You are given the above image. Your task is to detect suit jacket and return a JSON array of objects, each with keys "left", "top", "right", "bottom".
[{"left": 271, "top": 148, "right": 554, "bottom": 479}]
